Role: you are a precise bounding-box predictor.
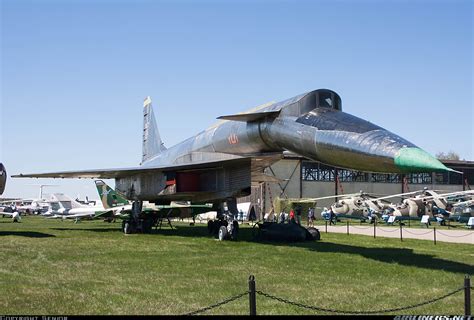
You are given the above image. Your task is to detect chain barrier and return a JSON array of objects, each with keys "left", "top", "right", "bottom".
[
  {"left": 184, "top": 291, "right": 248, "bottom": 315},
  {"left": 436, "top": 230, "right": 474, "bottom": 238},
  {"left": 376, "top": 227, "right": 400, "bottom": 233},
  {"left": 256, "top": 287, "right": 464, "bottom": 315},
  {"left": 403, "top": 229, "right": 434, "bottom": 236}
]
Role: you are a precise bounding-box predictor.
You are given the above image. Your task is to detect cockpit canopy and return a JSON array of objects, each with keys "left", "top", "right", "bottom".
[
  {"left": 277, "top": 89, "right": 342, "bottom": 117},
  {"left": 313, "top": 89, "right": 342, "bottom": 111}
]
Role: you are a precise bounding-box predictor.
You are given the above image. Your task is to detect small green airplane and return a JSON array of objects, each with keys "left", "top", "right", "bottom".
[{"left": 94, "top": 180, "right": 213, "bottom": 233}]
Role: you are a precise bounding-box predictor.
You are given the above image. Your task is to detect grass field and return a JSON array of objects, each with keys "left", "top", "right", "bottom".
[{"left": 0, "top": 216, "right": 472, "bottom": 315}]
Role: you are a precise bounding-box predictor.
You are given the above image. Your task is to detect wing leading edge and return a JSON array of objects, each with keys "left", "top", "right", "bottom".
[{"left": 12, "top": 157, "right": 252, "bottom": 180}]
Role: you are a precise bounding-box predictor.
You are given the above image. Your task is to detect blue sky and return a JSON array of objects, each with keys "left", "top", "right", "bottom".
[{"left": 1, "top": 0, "right": 472, "bottom": 199}]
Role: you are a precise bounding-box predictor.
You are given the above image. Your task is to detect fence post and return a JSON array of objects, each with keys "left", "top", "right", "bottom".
[
  {"left": 249, "top": 275, "right": 256, "bottom": 316},
  {"left": 325, "top": 220, "right": 327, "bottom": 233},
  {"left": 373, "top": 218, "right": 376, "bottom": 239},
  {"left": 400, "top": 223, "right": 403, "bottom": 242},
  {"left": 434, "top": 227, "right": 436, "bottom": 245},
  {"left": 465, "top": 275, "right": 471, "bottom": 316},
  {"left": 347, "top": 220, "right": 349, "bottom": 235}
]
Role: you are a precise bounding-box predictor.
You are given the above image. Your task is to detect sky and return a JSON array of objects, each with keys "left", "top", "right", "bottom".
[{"left": 1, "top": 0, "right": 473, "bottom": 200}]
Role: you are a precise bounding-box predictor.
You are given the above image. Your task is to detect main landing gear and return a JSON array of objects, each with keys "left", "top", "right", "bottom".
[
  {"left": 121, "top": 201, "right": 155, "bottom": 234},
  {"left": 207, "top": 199, "right": 240, "bottom": 241}
]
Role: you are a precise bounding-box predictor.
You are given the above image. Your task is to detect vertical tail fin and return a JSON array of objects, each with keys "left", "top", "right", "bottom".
[
  {"left": 95, "top": 180, "right": 129, "bottom": 209},
  {"left": 142, "top": 96, "right": 166, "bottom": 164}
]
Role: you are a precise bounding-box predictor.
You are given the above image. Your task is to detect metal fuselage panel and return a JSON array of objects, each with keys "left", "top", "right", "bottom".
[
  {"left": 115, "top": 159, "right": 252, "bottom": 203},
  {"left": 113, "top": 89, "right": 444, "bottom": 203}
]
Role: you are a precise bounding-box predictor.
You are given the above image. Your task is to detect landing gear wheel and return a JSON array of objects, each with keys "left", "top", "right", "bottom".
[
  {"left": 143, "top": 218, "right": 153, "bottom": 234},
  {"left": 306, "top": 227, "right": 320, "bottom": 240},
  {"left": 123, "top": 221, "right": 131, "bottom": 234},
  {"left": 230, "top": 221, "right": 239, "bottom": 240},
  {"left": 207, "top": 220, "right": 215, "bottom": 235},
  {"left": 218, "top": 225, "right": 228, "bottom": 241},
  {"left": 252, "top": 223, "right": 261, "bottom": 240}
]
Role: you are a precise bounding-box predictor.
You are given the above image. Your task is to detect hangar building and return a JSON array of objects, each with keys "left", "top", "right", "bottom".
[{"left": 241, "top": 154, "right": 474, "bottom": 219}]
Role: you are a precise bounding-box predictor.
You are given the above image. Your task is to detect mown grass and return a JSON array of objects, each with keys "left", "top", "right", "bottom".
[{"left": 0, "top": 216, "right": 472, "bottom": 315}]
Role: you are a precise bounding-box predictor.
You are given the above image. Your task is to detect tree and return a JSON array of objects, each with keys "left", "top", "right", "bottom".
[{"left": 436, "top": 151, "right": 461, "bottom": 160}]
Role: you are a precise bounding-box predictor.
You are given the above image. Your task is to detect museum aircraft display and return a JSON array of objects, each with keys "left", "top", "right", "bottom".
[
  {"left": 13, "top": 89, "right": 456, "bottom": 237},
  {"left": 309, "top": 189, "right": 474, "bottom": 222},
  {"left": 0, "top": 163, "right": 6, "bottom": 196},
  {"left": 391, "top": 189, "right": 474, "bottom": 219},
  {"left": 44, "top": 193, "right": 113, "bottom": 221},
  {"left": 0, "top": 210, "right": 21, "bottom": 222},
  {"left": 95, "top": 180, "right": 213, "bottom": 233}
]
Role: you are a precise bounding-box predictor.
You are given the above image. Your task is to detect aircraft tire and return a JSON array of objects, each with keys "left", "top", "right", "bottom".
[
  {"left": 252, "top": 223, "right": 261, "bottom": 240},
  {"left": 207, "top": 220, "right": 215, "bottom": 234},
  {"left": 123, "top": 221, "right": 131, "bottom": 234},
  {"left": 143, "top": 218, "right": 153, "bottom": 234},
  {"left": 218, "top": 226, "right": 227, "bottom": 241},
  {"left": 306, "top": 227, "right": 320, "bottom": 241},
  {"left": 230, "top": 221, "right": 239, "bottom": 240}
]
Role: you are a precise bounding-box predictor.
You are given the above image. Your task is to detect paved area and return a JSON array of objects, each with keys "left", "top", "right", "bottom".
[{"left": 320, "top": 224, "right": 474, "bottom": 244}]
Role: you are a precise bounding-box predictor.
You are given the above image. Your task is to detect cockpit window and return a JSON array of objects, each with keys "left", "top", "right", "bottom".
[
  {"left": 51, "top": 202, "right": 60, "bottom": 211},
  {"left": 319, "top": 91, "right": 333, "bottom": 108},
  {"left": 315, "top": 90, "right": 341, "bottom": 110}
]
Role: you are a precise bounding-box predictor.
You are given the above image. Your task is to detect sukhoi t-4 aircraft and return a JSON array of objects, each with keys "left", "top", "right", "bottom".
[{"left": 13, "top": 89, "right": 455, "bottom": 238}]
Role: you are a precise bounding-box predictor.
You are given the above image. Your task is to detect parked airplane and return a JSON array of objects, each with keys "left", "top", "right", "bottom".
[
  {"left": 0, "top": 205, "right": 21, "bottom": 222},
  {"left": 13, "top": 89, "right": 456, "bottom": 238},
  {"left": 45, "top": 193, "right": 111, "bottom": 221},
  {"left": 391, "top": 189, "right": 474, "bottom": 218},
  {"left": 0, "top": 163, "right": 6, "bottom": 195},
  {"left": 311, "top": 189, "right": 474, "bottom": 222},
  {"left": 306, "top": 191, "right": 389, "bottom": 220},
  {"left": 95, "top": 180, "right": 214, "bottom": 233}
]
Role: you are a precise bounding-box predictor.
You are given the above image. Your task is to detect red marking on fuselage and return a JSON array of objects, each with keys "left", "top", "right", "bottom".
[{"left": 228, "top": 134, "right": 239, "bottom": 145}]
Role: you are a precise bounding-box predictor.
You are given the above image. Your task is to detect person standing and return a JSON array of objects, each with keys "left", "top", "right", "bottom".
[
  {"left": 307, "top": 207, "right": 315, "bottom": 227},
  {"left": 295, "top": 205, "right": 302, "bottom": 225},
  {"left": 279, "top": 211, "right": 286, "bottom": 224},
  {"left": 329, "top": 208, "right": 336, "bottom": 225},
  {"left": 289, "top": 209, "right": 295, "bottom": 224}
]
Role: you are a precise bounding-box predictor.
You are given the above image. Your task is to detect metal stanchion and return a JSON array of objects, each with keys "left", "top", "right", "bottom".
[
  {"left": 400, "top": 223, "right": 403, "bottom": 242},
  {"left": 434, "top": 227, "right": 436, "bottom": 245},
  {"left": 373, "top": 218, "right": 376, "bottom": 238},
  {"left": 325, "top": 220, "right": 328, "bottom": 233},
  {"left": 465, "top": 275, "right": 471, "bottom": 316},
  {"left": 347, "top": 220, "right": 349, "bottom": 235},
  {"left": 249, "top": 275, "right": 256, "bottom": 316}
]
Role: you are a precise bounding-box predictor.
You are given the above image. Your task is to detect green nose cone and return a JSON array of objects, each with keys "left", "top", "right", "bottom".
[{"left": 394, "top": 148, "right": 450, "bottom": 173}]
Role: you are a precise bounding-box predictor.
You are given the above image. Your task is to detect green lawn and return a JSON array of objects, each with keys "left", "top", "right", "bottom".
[{"left": 0, "top": 216, "right": 472, "bottom": 315}]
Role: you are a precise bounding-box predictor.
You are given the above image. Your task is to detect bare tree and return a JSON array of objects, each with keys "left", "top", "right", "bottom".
[{"left": 436, "top": 151, "right": 461, "bottom": 160}]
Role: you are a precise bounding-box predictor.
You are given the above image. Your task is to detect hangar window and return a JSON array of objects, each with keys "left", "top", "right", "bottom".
[
  {"left": 464, "top": 168, "right": 474, "bottom": 186},
  {"left": 406, "top": 173, "right": 432, "bottom": 184},
  {"left": 301, "top": 162, "right": 368, "bottom": 182},
  {"left": 301, "top": 162, "right": 335, "bottom": 181},
  {"left": 434, "top": 169, "right": 474, "bottom": 185},
  {"left": 338, "top": 169, "right": 369, "bottom": 182},
  {"left": 371, "top": 174, "right": 402, "bottom": 183}
]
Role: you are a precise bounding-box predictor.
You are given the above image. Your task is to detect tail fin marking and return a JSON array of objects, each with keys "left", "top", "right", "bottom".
[{"left": 142, "top": 96, "right": 166, "bottom": 164}]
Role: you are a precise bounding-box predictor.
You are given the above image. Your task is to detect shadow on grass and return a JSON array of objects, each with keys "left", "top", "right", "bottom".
[
  {"left": 0, "top": 231, "right": 56, "bottom": 238},
  {"left": 48, "top": 223, "right": 473, "bottom": 274},
  {"left": 301, "top": 242, "right": 473, "bottom": 274},
  {"left": 156, "top": 224, "right": 474, "bottom": 274},
  {"left": 51, "top": 227, "right": 121, "bottom": 233}
]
